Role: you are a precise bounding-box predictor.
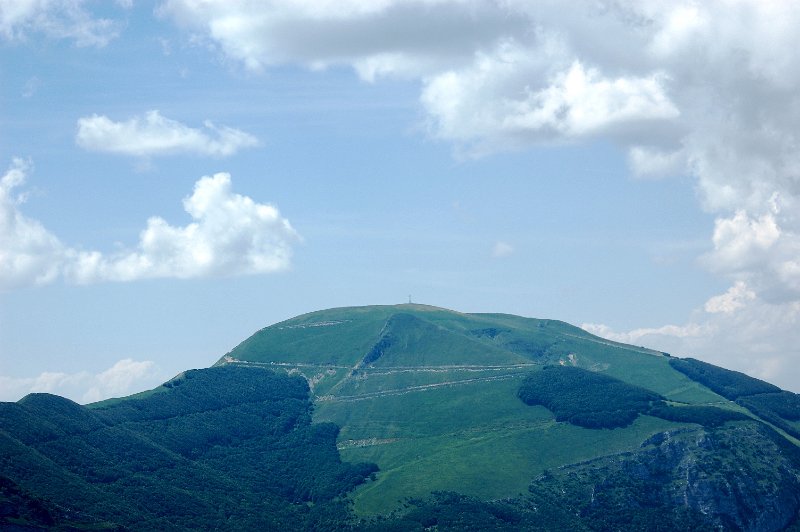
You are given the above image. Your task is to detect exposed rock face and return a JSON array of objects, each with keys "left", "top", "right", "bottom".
[
  {"left": 665, "top": 423, "right": 800, "bottom": 531},
  {"left": 529, "top": 422, "right": 800, "bottom": 531}
]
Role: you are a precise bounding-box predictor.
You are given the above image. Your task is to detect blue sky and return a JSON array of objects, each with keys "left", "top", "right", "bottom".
[{"left": 2, "top": 1, "right": 799, "bottom": 401}]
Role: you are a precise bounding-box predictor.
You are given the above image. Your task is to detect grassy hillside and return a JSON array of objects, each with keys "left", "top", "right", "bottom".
[
  {"left": 5, "top": 303, "right": 798, "bottom": 530},
  {"left": 223, "top": 304, "right": 723, "bottom": 404},
  {"left": 367, "top": 421, "right": 800, "bottom": 531},
  {"left": 220, "top": 304, "right": 764, "bottom": 515}
]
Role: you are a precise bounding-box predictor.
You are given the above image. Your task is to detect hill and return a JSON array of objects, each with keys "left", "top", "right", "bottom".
[
  {"left": 219, "top": 304, "right": 800, "bottom": 529},
  {"left": 2, "top": 303, "right": 800, "bottom": 530},
  {"left": 0, "top": 366, "right": 376, "bottom": 530}
]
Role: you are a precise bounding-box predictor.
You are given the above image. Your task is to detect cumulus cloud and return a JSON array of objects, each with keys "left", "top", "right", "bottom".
[
  {"left": 158, "top": 1, "right": 680, "bottom": 150},
  {"left": 627, "top": 146, "right": 684, "bottom": 179},
  {"left": 66, "top": 172, "right": 299, "bottom": 283},
  {"left": 158, "top": 0, "right": 524, "bottom": 75},
  {"left": 0, "top": 0, "right": 121, "bottom": 46},
  {"left": 422, "top": 54, "right": 678, "bottom": 153},
  {"left": 0, "top": 158, "right": 65, "bottom": 288},
  {"left": 76, "top": 111, "right": 259, "bottom": 158},
  {"left": 701, "top": 199, "right": 800, "bottom": 304},
  {"left": 705, "top": 210, "right": 781, "bottom": 274},
  {"left": 158, "top": 0, "right": 800, "bottom": 388},
  {"left": 0, "top": 359, "right": 161, "bottom": 403},
  {"left": 156, "top": 1, "right": 800, "bottom": 285},
  {"left": 583, "top": 284, "right": 800, "bottom": 393},
  {"left": 703, "top": 281, "right": 756, "bottom": 314},
  {"left": 0, "top": 159, "right": 298, "bottom": 289},
  {"left": 582, "top": 322, "right": 707, "bottom": 347}
]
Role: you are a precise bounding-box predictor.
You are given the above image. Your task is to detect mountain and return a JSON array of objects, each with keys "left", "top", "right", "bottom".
[
  {"left": 3, "top": 303, "right": 800, "bottom": 530},
  {"left": 0, "top": 366, "right": 376, "bottom": 530}
]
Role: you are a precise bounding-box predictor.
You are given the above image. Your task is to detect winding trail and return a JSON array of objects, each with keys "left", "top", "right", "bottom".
[
  {"left": 317, "top": 373, "right": 525, "bottom": 402},
  {"left": 224, "top": 358, "right": 536, "bottom": 401}
]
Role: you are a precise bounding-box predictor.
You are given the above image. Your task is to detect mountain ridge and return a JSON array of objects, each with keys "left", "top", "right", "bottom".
[
  {"left": 3, "top": 303, "right": 800, "bottom": 530},
  {"left": 215, "top": 303, "right": 800, "bottom": 524}
]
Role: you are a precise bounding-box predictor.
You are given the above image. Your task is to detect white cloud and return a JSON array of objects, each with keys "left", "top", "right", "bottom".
[
  {"left": 423, "top": 56, "right": 678, "bottom": 152},
  {"left": 0, "top": 0, "right": 121, "bottom": 46},
  {"left": 82, "top": 359, "right": 159, "bottom": 403},
  {"left": 157, "top": 1, "right": 800, "bottom": 284},
  {"left": 705, "top": 210, "right": 781, "bottom": 273},
  {"left": 76, "top": 110, "right": 259, "bottom": 158},
  {"left": 581, "top": 322, "right": 707, "bottom": 347},
  {"left": 158, "top": 0, "right": 522, "bottom": 75},
  {"left": 0, "top": 159, "right": 299, "bottom": 289},
  {"left": 627, "top": 146, "right": 685, "bottom": 179},
  {"left": 66, "top": 172, "right": 299, "bottom": 283},
  {"left": 157, "top": 1, "right": 800, "bottom": 388},
  {"left": 583, "top": 286, "right": 800, "bottom": 393},
  {"left": 702, "top": 201, "right": 800, "bottom": 303},
  {"left": 158, "top": 1, "right": 681, "bottom": 149},
  {"left": 704, "top": 281, "right": 755, "bottom": 314},
  {"left": 491, "top": 241, "right": 513, "bottom": 258},
  {"left": 0, "top": 358, "right": 161, "bottom": 404},
  {"left": 0, "top": 159, "right": 65, "bottom": 288}
]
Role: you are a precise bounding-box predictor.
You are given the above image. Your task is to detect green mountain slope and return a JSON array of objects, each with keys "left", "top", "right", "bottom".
[
  {"left": 373, "top": 422, "right": 800, "bottom": 531},
  {"left": 219, "top": 303, "right": 799, "bottom": 526},
  {"left": 0, "top": 366, "right": 376, "bottom": 530},
  {"left": 3, "top": 303, "right": 799, "bottom": 530}
]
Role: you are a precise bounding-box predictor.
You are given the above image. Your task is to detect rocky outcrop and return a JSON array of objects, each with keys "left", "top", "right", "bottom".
[
  {"left": 529, "top": 422, "right": 800, "bottom": 531},
  {"left": 667, "top": 423, "right": 800, "bottom": 531}
]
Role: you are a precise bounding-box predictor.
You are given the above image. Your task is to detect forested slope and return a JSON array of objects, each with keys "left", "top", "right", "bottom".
[
  {"left": 4, "top": 304, "right": 800, "bottom": 530},
  {"left": 0, "top": 366, "right": 376, "bottom": 530}
]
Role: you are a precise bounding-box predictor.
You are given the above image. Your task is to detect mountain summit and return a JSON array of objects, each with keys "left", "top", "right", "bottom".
[{"left": 3, "top": 304, "right": 800, "bottom": 530}]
